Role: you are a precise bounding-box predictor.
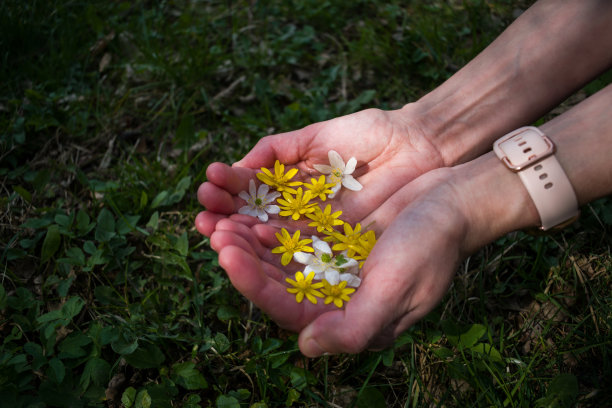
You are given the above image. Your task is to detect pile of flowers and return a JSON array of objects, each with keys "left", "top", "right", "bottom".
[{"left": 238, "top": 150, "right": 377, "bottom": 308}]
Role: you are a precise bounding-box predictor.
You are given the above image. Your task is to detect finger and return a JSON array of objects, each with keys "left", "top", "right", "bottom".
[
  {"left": 210, "top": 229, "right": 258, "bottom": 258},
  {"left": 218, "top": 245, "right": 321, "bottom": 332},
  {"left": 195, "top": 211, "right": 228, "bottom": 237},
  {"left": 297, "top": 231, "right": 416, "bottom": 357},
  {"left": 215, "top": 218, "right": 272, "bottom": 260},
  {"left": 206, "top": 162, "right": 257, "bottom": 195},
  {"left": 234, "top": 123, "right": 323, "bottom": 168},
  {"left": 211, "top": 229, "right": 289, "bottom": 283},
  {"left": 297, "top": 279, "right": 396, "bottom": 357},
  {"left": 197, "top": 182, "right": 237, "bottom": 214}
]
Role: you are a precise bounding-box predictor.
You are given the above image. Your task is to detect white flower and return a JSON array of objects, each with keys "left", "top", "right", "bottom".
[
  {"left": 313, "top": 150, "right": 363, "bottom": 198},
  {"left": 293, "top": 236, "right": 361, "bottom": 287},
  {"left": 238, "top": 179, "right": 281, "bottom": 222}
]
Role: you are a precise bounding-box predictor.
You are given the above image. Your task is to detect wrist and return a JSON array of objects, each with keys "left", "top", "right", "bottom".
[{"left": 449, "top": 152, "right": 541, "bottom": 253}]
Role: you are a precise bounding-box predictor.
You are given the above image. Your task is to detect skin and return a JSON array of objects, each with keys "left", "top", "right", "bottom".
[{"left": 195, "top": 0, "right": 612, "bottom": 356}]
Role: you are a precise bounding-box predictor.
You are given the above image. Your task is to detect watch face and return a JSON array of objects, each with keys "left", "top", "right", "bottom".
[{"left": 494, "top": 127, "right": 555, "bottom": 171}]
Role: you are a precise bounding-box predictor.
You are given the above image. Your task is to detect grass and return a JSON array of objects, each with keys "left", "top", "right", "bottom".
[{"left": 1, "top": 0, "right": 611, "bottom": 407}]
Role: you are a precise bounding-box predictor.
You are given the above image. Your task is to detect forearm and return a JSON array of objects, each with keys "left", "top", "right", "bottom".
[
  {"left": 407, "top": 0, "right": 612, "bottom": 166},
  {"left": 453, "top": 83, "right": 612, "bottom": 254}
]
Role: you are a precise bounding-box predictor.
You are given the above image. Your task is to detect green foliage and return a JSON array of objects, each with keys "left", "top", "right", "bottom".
[{"left": 1, "top": 0, "right": 611, "bottom": 406}]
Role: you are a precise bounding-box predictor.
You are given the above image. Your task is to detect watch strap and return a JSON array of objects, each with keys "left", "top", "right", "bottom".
[{"left": 493, "top": 127, "right": 579, "bottom": 231}]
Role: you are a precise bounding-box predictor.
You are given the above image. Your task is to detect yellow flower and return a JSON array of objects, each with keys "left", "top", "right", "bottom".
[
  {"left": 271, "top": 228, "right": 313, "bottom": 265},
  {"left": 277, "top": 187, "right": 317, "bottom": 221},
  {"left": 321, "top": 280, "right": 355, "bottom": 308},
  {"left": 286, "top": 271, "right": 324, "bottom": 304},
  {"left": 256, "top": 160, "right": 302, "bottom": 193},
  {"left": 353, "top": 230, "right": 377, "bottom": 268},
  {"left": 305, "top": 204, "right": 344, "bottom": 233},
  {"left": 331, "top": 223, "right": 363, "bottom": 257},
  {"left": 303, "top": 175, "right": 335, "bottom": 201}
]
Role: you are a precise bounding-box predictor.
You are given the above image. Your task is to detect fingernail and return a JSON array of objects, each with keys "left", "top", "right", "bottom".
[{"left": 302, "top": 336, "right": 327, "bottom": 358}]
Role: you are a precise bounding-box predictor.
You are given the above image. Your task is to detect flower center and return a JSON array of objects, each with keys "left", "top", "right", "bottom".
[
  {"left": 255, "top": 197, "right": 263, "bottom": 206},
  {"left": 320, "top": 253, "right": 332, "bottom": 263}
]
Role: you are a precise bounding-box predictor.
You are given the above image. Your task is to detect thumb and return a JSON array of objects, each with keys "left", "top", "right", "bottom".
[
  {"left": 297, "top": 278, "right": 396, "bottom": 357},
  {"left": 234, "top": 124, "right": 321, "bottom": 168}
]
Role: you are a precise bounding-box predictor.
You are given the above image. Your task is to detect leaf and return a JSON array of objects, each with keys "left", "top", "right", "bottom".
[
  {"left": 459, "top": 324, "right": 487, "bottom": 348},
  {"left": 41, "top": 225, "right": 61, "bottom": 262},
  {"left": 111, "top": 333, "right": 139, "bottom": 355},
  {"left": 536, "top": 373, "right": 579, "bottom": 408},
  {"left": 146, "top": 211, "right": 159, "bottom": 230},
  {"left": 285, "top": 389, "right": 300, "bottom": 407},
  {"left": 216, "top": 305, "right": 239, "bottom": 321},
  {"left": 172, "top": 362, "right": 208, "bottom": 390},
  {"left": 116, "top": 214, "right": 141, "bottom": 235},
  {"left": 151, "top": 190, "right": 169, "bottom": 208},
  {"left": 13, "top": 185, "right": 32, "bottom": 203},
  {"left": 213, "top": 332, "right": 230, "bottom": 353},
  {"left": 48, "top": 357, "right": 66, "bottom": 383},
  {"left": 122, "top": 387, "right": 137, "bottom": 408},
  {"left": 83, "top": 240, "right": 97, "bottom": 255},
  {"left": 356, "top": 387, "right": 386, "bottom": 408},
  {"left": 61, "top": 296, "right": 85, "bottom": 320},
  {"left": 216, "top": 395, "right": 240, "bottom": 408},
  {"left": 135, "top": 390, "right": 152, "bottom": 408},
  {"left": 175, "top": 231, "right": 188, "bottom": 256},
  {"left": 76, "top": 209, "right": 94, "bottom": 235},
  {"left": 80, "top": 357, "right": 110, "bottom": 389},
  {"left": 94, "top": 286, "right": 123, "bottom": 306},
  {"left": 65, "top": 247, "right": 85, "bottom": 265},
  {"left": 95, "top": 208, "right": 116, "bottom": 242},
  {"left": 470, "top": 343, "right": 503, "bottom": 363},
  {"left": 381, "top": 348, "right": 394, "bottom": 367},
  {"left": 0, "top": 285, "right": 6, "bottom": 310},
  {"left": 124, "top": 343, "right": 166, "bottom": 369},
  {"left": 176, "top": 114, "right": 195, "bottom": 149},
  {"left": 289, "top": 367, "right": 309, "bottom": 391},
  {"left": 58, "top": 333, "right": 92, "bottom": 359}
]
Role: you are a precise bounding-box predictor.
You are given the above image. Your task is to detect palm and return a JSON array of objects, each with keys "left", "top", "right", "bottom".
[
  {"left": 196, "top": 107, "right": 444, "bottom": 235},
  {"left": 209, "top": 168, "right": 466, "bottom": 353}
]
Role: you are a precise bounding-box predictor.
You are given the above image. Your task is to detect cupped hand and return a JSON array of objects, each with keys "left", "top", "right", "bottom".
[
  {"left": 210, "top": 167, "right": 477, "bottom": 356},
  {"left": 195, "top": 106, "right": 444, "bottom": 237}
]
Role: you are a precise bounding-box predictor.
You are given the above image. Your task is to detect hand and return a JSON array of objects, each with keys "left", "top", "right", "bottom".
[
  {"left": 209, "top": 167, "right": 474, "bottom": 356},
  {"left": 195, "top": 106, "right": 445, "bottom": 237}
]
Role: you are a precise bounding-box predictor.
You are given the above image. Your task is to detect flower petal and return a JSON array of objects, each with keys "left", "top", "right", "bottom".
[
  {"left": 257, "top": 183, "right": 270, "bottom": 197},
  {"left": 313, "top": 164, "right": 332, "bottom": 174},
  {"left": 324, "top": 270, "right": 340, "bottom": 286},
  {"left": 340, "top": 273, "right": 361, "bottom": 288},
  {"left": 256, "top": 209, "right": 268, "bottom": 222},
  {"left": 238, "top": 191, "right": 251, "bottom": 202},
  {"left": 344, "top": 157, "right": 357, "bottom": 175},
  {"left": 265, "top": 204, "right": 280, "bottom": 214},
  {"left": 328, "top": 150, "right": 345, "bottom": 170},
  {"left": 293, "top": 252, "right": 314, "bottom": 265},
  {"left": 265, "top": 191, "right": 281, "bottom": 202},
  {"left": 342, "top": 175, "right": 363, "bottom": 191},
  {"left": 341, "top": 257, "right": 359, "bottom": 269},
  {"left": 249, "top": 179, "right": 257, "bottom": 196},
  {"left": 281, "top": 252, "right": 293, "bottom": 266},
  {"left": 313, "top": 239, "right": 332, "bottom": 255},
  {"left": 307, "top": 263, "right": 325, "bottom": 274},
  {"left": 238, "top": 206, "right": 257, "bottom": 217}
]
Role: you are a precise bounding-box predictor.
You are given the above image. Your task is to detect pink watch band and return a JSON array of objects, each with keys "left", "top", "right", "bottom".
[{"left": 493, "top": 127, "right": 579, "bottom": 231}]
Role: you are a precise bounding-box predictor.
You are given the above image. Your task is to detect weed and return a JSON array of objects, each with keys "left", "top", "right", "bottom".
[{"left": 1, "top": 0, "right": 611, "bottom": 407}]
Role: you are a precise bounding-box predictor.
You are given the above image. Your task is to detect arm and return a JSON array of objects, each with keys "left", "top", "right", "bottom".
[
  {"left": 197, "top": 0, "right": 612, "bottom": 240},
  {"left": 409, "top": 0, "right": 612, "bottom": 166},
  {"left": 298, "top": 83, "right": 612, "bottom": 356}
]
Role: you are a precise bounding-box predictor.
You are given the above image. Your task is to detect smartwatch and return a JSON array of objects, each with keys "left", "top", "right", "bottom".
[{"left": 493, "top": 126, "right": 579, "bottom": 231}]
